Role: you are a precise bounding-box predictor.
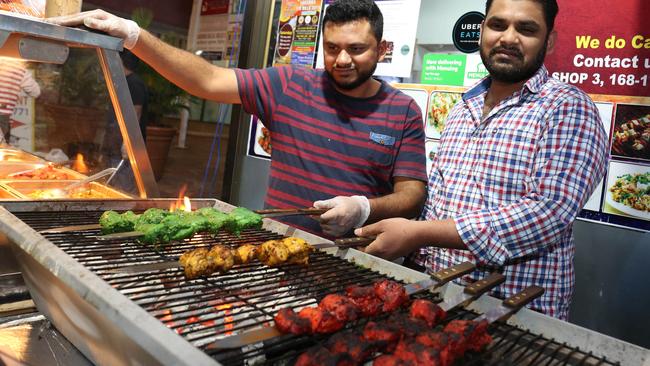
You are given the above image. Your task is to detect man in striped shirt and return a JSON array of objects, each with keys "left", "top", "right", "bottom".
[
  {"left": 357, "top": 0, "right": 609, "bottom": 319},
  {"left": 0, "top": 57, "right": 41, "bottom": 143},
  {"left": 49, "top": 0, "right": 427, "bottom": 237}
]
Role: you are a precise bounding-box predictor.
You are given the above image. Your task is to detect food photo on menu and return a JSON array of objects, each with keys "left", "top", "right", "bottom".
[
  {"left": 426, "top": 91, "right": 461, "bottom": 139},
  {"left": 603, "top": 161, "right": 650, "bottom": 221},
  {"left": 610, "top": 104, "right": 650, "bottom": 161}
]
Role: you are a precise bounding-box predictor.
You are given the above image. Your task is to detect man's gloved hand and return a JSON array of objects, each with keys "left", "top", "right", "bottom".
[
  {"left": 48, "top": 10, "right": 140, "bottom": 49},
  {"left": 313, "top": 195, "right": 370, "bottom": 237}
]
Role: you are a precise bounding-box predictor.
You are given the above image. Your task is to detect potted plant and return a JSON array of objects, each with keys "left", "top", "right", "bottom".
[{"left": 131, "top": 8, "right": 190, "bottom": 180}]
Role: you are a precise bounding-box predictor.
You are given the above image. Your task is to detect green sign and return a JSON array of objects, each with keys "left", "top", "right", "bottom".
[{"left": 421, "top": 53, "right": 467, "bottom": 86}]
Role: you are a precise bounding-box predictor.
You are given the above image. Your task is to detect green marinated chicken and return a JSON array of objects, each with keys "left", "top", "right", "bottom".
[
  {"left": 196, "top": 207, "right": 232, "bottom": 233},
  {"left": 137, "top": 208, "right": 171, "bottom": 224},
  {"left": 135, "top": 222, "right": 169, "bottom": 245},
  {"left": 99, "top": 210, "right": 139, "bottom": 234},
  {"left": 162, "top": 211, "right": 209, "bottom": 241},
  {"left": 226, "top": 207, "right": 263, "bottom": 235}
]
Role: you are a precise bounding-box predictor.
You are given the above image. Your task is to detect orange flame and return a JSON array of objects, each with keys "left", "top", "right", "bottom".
[
  {"left": 215, "top": 303, "right": 234, "bottom": 335},
  {"left": 169, "top": 185, "right": 191, "bottom": 211},
  {"left": 71, "top": 153, "right": 89, "bottom": 174}
]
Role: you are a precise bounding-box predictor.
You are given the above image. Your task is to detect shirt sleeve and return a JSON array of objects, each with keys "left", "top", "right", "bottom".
[
  {"left": 392, "top": 99, "right": 428, "bottom": 182},
  {"left": 20, "top": 70, "right": 40, "bottom": 98},
  {"left": 454, "top": 92, "right": 609, "bottom": 267},
  {"left": 234, "top": 66, "right": 294, "bottom": 130}
]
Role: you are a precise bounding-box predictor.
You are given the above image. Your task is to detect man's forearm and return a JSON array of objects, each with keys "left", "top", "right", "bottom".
[
  {"left": 132, "top": 30, "right": 240, "bottom": 103},
  {"left": 367, "top": 178, "right": 425, "bottom": 223}
]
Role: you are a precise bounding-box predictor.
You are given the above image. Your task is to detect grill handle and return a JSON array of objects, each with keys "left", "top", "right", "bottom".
[
  {"left": 430, "top": 261, "right": 475, "bottom": 283},
  {"left": 503, "top": 285, "right": 544, "bottom": 309},
  {"left": 464, "top": 272, "right": 506, "bottom": 295}
]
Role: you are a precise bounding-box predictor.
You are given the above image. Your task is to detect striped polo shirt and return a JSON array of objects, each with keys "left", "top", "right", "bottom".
[
  {"left": 0, "top": 58, "right": 27, "bottom": 116},
  {"left": 235, "top": 66, "right": 427, "bottom": 235}
]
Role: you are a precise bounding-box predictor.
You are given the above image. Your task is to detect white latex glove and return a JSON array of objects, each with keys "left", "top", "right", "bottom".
[
  {"left": 49, "top": 10, "right": 140, "bottom": 49},
  {"left": 313, "top": 195, "right": 370, "bottom": 237}
]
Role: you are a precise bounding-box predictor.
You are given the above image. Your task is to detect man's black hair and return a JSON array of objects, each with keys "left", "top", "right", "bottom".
[
  {"left": 120, "top": 49, "right": 140, "bottom": 72},
  {"left": 485, "top": 0, "right": 559, "bottom": 33},
  {"left": 322, "top": 0, "right": 383, "bottom": 42}
]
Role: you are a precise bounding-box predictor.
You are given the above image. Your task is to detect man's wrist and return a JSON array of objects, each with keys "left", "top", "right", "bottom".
[
  {"left": 351, "top": 195, "right": 370, "bottom": 228},
  {"left": 123, "top": 19, "right": 141, "bottom": 49}
]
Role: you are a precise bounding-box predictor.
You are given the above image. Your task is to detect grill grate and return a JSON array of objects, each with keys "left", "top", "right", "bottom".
[{"left": 17, "top": 210, "right": 618, "bottom": 366}]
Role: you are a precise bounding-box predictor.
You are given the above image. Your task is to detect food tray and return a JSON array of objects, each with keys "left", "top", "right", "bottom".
[
  {"left": 0, "top": 184, "right": 21, "bottom": 199},
  {"left": 2, "top": 181, "right": 133, "bottom": 199},
  {"left": 0, "top": 163, "right": 86, "bottom": 180},
  {"left": 0, "top": 149, "right": 44, "bottom": 163}
]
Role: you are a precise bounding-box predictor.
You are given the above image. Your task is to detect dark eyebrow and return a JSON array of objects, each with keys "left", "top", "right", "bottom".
[{"left": 517, "top": 20, "right": 541, "bottom": 30}]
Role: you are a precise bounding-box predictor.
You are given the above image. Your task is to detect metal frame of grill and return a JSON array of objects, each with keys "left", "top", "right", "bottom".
[{"left": 0, "top": 200, "right": 648, "bottom": 366}]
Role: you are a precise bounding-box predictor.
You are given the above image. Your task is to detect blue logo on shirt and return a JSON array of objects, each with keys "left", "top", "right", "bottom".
[{"left": 369, "top": 132, "right": 396, "bottom": 146}]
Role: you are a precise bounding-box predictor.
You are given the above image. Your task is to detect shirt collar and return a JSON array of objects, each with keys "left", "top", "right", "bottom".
[{"left": 463, "top": 65, "right": 549, "bottom": 102}]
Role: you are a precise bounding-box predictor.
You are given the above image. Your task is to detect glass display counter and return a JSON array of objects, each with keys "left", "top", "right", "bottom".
[{"left": 0, "top": 12, "right": 159, "bottom": 199}]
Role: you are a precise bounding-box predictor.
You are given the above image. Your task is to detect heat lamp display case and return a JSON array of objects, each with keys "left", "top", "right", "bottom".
[{"left": 0, "top": 12, "right": 159, "bottom": 200}]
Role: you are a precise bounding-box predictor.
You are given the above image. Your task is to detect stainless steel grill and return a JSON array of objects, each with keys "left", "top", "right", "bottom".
[{"left": 0, "top": 200, "right": 647, "bottom": 366}]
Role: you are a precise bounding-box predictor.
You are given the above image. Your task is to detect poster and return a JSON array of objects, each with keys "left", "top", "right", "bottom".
[
  {"left": 9, "top": 94, "right": 35, "bottom": 151},
  {"left": 272, "top": 0, "right": 324, "bottom": 67},
  {"left": 544, "top": 0, "right": 650, "bottom": 231},
  {"left": 544, "top": 1, "right": 649, "bottom": 97},
  {"left": 201, "top": 0, "right": 229, "bottom": 15},
  {"left": 420, "top": 53, "right": 488, "bottom": 87},
  {"left": 315, "top": 0, "right": 421, "bottom": 78},
  {"left": 247, "top": 116, "right": 271, "bottom": 160}
]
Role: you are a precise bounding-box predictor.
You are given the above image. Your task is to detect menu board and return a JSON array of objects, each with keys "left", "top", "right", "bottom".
[{"left": 272, "top": 0, "right": 324, "bottom": 67}]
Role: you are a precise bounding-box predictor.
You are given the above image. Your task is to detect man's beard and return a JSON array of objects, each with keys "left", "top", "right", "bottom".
[
  {"left": 326, "top": 62, "right": 378, "bottom": 91},
  {"left": 480, "top": 38, "right": 547, "bottom": 83}
]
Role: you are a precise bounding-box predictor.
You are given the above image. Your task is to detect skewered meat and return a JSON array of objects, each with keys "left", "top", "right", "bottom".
[
  {"left": 234, "top": 244, "right": 257, "bottom": 264},
  {"left": 374, "top": 280, "right": 409, "bottom": 312},
  {"left": 414, "top": 332, "right": 458, "bottom": 366},
  {"left": 372, "top": 354, "right": 410, "bottom": 366},
  {"left": 325, "top": 331, "right": 374, "bottom": 364},
  {"left": 409, "top": 299, "right": 446, "bottom": 327},
  {"left": 162, "top": 211, "right": 209, "bottom": 241},
  {"left": 99, "top": 210, "right": 139, "bottom": 234},
  {"left": 393, "top": 339, "right": 442, "bottom": 366},
  {"left": 345, "top": 284, "right": 384, "bottom": 317},
  {"left": 257, "top": 237, "right": 312, "bottom": 267},
  {"left": 294, "top": 346, "right": 355, "bottom": 366},
  {"left": 256, "top": 239, "right": 289, "bottom": 266},
  {"left": 225, "top": 207, "right": 264, "bottom": 234},
  {"left": 179, "top": 248, "right": 211, "bottom": 279},
  {"left": 442, "top": 319, "right": 492, "bottom": 354},
  {"left": 98, "top": 207, "right": 263, "bottom": 244},
  {"left": 177, "top": 237, "right": 313, "bottom": 279},
  {"left": 274, "top": 308, "right": 311, "bottom": 334},
  {"left": 362, "top": 321, "right": 401, "bottom": 352},
  {"left": 196, "top": 207, "right": 231, "bottom": 232},
  {"left": 298, "top": 306, "right": 345, "bottom": 333},
  {"left": 387, "top": 313, "right": 429, "bottom": 339},
  {"left": 320, "top": 294, "right": 361, "bottom": 322},
  {"left": 275, "top": 280, "right": 408, "bottom": 339},
  {"left": 206, "top": 245, "right": 235, "bottom": 273},
  {"left": 134, "top": 222, "right": 169, "bottom": 245},
  {"left": 283, "top": 237, "right": 313, "bottom": 265}
]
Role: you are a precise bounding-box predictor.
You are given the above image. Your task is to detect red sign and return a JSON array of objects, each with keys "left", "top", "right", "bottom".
[
  {"left": 545, "top": 0, "right": 650, "bottom": 97},
  {"left": 201, "top": 0, "right": 229, "bottom": 15}
]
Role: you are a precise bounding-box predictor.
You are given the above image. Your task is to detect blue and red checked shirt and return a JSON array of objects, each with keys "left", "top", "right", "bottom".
[
  {"left": 414, "top": 66, "right": 608, "bottom": 319},
  {"left": 235, "top": 66, "right": 427, "bottom": 235}
]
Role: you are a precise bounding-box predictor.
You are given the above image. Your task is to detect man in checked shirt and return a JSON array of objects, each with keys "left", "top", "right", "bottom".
[{"left": 356, "top": 0, "right": 609, "bottom": 319}]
